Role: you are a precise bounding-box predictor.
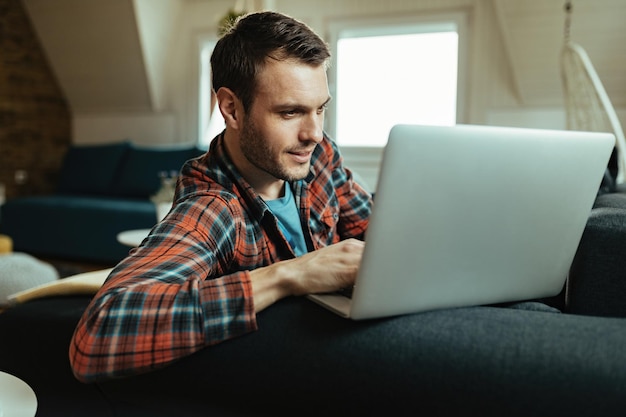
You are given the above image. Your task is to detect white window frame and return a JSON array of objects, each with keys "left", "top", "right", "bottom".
[
  {"left": 326, "top": 11, "right": 469, "bottom": 147},
  {"left": 323, "top": 12, "right": 469, "bottom": 190}
]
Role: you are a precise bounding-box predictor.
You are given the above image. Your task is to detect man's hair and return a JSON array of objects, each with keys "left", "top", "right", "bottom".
[{"left": 211, "top": 11, "right": 331, "bottom": 112}]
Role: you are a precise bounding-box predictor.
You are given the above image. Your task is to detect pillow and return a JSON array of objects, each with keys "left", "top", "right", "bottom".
[
  {"left": 0, "top": 253, "right": 59, "bottom": 306},
  {"left": 57, "top": 142, "right": 130, "bottom": 195},
  {"left": 112, "top": 145, "right": 200, "bottom": 198}
]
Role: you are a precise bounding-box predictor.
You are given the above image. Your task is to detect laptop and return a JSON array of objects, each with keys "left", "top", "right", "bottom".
[{"left": 308, "top": 124, "right": 615, "bottom": 319}]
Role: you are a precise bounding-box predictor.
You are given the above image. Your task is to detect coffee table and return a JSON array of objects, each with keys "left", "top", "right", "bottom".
[
  {"left": 0, "top": 371, "right": 37, "bottom": 417},
  {"left": 116, "top": 229, "right": 150, "bottom": 247}
]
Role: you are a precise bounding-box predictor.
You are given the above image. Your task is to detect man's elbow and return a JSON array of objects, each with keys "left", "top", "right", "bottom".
[{"left": 68, "top": 328, "right": 103, "bottom": 383}]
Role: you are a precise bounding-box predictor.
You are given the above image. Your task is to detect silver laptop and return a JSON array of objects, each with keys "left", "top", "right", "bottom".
[{"left": 308, "top": 123, "right": 615, "bottom": 319}]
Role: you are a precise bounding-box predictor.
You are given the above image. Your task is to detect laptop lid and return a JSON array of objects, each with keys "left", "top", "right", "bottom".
[{"left": 311, "top": 124, "right": 615, "bottom": 320}]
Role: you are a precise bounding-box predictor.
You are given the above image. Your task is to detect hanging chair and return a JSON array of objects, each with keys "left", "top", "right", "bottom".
[{"left": 560, "top": 1, "right": 626, "bottom": 188}]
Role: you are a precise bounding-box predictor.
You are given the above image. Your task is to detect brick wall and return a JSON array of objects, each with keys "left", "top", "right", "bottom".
[{"left": 0, "top": 0, "right": 71, "bottom": 200}]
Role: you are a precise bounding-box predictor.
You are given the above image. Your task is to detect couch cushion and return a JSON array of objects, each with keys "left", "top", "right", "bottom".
[
  {"left": 568, "top": 206, "right": 626, "bottom": 317},
  {"left": 57, "top": 142, "right": 130, "bottom": 196},
  {"left": 112, "top": 145, "right": 204, "bottom": 198},
  {"left": 0, "top": 195, "right": 157, "bottom": 264}
]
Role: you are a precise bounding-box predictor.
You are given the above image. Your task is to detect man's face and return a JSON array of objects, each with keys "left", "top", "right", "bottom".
[{"left": 238, "top": 58, "right": 330, "bottom": 186}]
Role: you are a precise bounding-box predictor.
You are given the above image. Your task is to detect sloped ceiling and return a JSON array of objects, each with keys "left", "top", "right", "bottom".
[
  {"left": 22, "top": 0, "right": 155, "bottom": 113},
  {"left": 21, "top": 0, "right": 626, "bottom": 114},
  {"left": 493, "top": 0, "right": 626, "bottom": 107}
]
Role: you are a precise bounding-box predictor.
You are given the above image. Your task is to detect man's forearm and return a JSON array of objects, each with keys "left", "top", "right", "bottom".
[{"left": 250, "top": 239, "right": 364, "bottom": 312}]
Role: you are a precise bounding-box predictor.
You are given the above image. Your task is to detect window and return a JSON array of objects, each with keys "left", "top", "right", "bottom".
[
  {"left": 328, "top": 14, "right": 466, "bottom": 147},
  {"left": 199, "top": 39, "right": 225, "bottom": 148}
]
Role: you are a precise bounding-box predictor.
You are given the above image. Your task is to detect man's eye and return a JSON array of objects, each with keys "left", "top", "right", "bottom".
[{"left": 282, "top": 110, "right": 298, "bottom": 117}]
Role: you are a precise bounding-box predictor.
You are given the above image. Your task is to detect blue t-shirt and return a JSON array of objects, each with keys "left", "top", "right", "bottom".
[{"left": 265, "top": 183, "right": 308, "bottom": 256}]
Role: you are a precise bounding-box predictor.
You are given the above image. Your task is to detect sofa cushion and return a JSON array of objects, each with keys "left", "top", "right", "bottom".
[
  {"left": 568, "top": 205, "right": 626, "bottom": 317},
  {"left": 57, "top": 142, "right": 130, "bottom": 196},
  {"left": 0, "top": 195, "right": 158, "bottom": 264},
  {"left": 112, "top": 145, "right": 204, "bottom": 198}
]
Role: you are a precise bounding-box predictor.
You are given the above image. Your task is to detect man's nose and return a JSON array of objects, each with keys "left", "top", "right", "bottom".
[{"left": 299, "top": 113, "right": 324, "bottom": 144}]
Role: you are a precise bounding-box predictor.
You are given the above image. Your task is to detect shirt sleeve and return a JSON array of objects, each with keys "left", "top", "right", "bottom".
[{"left": 69, "top": 195, "right": 258, "bottom": 383}]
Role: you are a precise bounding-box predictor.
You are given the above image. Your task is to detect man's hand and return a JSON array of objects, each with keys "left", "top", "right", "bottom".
[{"left": 249, "top": 239, "right": 364, "bottom": 312}]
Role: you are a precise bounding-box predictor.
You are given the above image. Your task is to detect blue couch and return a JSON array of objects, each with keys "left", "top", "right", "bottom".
[{"left": 0, "top": 141, "right": 204, "bottom": 264}]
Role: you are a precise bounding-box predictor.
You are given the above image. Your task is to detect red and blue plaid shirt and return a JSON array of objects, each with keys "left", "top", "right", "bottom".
[{"left": 70, "top": 133, "right": 372, "bottom": 382}]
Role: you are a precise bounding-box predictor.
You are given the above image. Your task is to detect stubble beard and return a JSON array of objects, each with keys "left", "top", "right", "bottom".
[{"left": 240, "top": 117, "right": 311, "bottom": 183}]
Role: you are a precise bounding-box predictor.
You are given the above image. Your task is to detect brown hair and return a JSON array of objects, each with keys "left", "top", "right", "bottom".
[{"left": 210, "top": 11, "right": 331, "bottom": 111}]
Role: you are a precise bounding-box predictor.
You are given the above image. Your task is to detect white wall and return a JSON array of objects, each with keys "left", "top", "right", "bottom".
[
  {"left": 487, "top": 107, "right": 626, "bottom": 131},
  {"left": 487, "top": 108, "right": 567, "bottom": 130},
  {"left": 133, "top": 0, "right": 183, "bottom": 112},
  {"left": 73, "top": 113, "right": 181, "bottom": 146}
]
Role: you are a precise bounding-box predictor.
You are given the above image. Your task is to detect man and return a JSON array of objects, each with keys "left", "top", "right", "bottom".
[{"left": 69, "top": 11, "right": 372, "bottom": 383}]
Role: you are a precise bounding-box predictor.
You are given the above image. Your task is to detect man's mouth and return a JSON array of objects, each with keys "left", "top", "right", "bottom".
[{"left": 288, "top": 149, "right": 314, "bottom": 164}]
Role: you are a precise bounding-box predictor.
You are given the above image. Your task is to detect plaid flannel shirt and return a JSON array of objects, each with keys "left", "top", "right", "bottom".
[{"left": 69, "top": 132, "right": 372, "bottom": 383}]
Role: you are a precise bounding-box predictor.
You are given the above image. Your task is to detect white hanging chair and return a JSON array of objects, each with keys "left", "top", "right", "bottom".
[{"left": 560, "top": 2, "right": 626, "bottom": 186}]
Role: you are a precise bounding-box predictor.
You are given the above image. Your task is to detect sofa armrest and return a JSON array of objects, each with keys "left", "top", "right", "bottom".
[{"left": 567, "top": 204, "right": 626, "bottom": 317}]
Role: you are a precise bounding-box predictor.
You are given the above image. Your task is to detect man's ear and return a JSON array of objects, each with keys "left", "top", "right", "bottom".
[{"left": 216, "top": 87, "right": 242, "bottom": 129}]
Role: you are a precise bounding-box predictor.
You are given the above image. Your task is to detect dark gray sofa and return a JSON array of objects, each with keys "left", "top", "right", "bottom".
[
  {"left": 0, "top": 141, "right": 204, "bottom": 264},
  {"left": 1, "top": 194, "right": 625, "bottom": 416}
]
